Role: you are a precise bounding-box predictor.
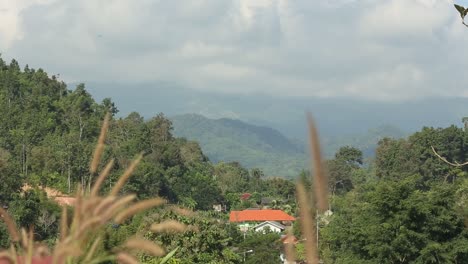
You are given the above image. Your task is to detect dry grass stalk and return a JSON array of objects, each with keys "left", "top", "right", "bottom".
[
  {"left": 82, "top": 197, "right": 103, "bottom": 215},
  {"left": 100, "top": 195, "right": 136, "bottom": 221},
  {"left": 35, "top": 245, "right": 50, "bottom": 258},
  {"left": 52, "top": 244, "right": 83, "bottom": 264},
  {"left": 307, "top": 113, "right": 329, "bottom": 212},
  {"left": 25, "top": 229, "right": 33, "bottom": 264},
  {"left": 169, "top": 206, "right": 195, "bottom": 217},
  {"left": 90, "top": 112, "right": 110, "bottom": 174},
  {"left": 150, "top": 220, "right": 188, "bottom": 233},
  {"left": 110, "top": 153, "right": 143, "bottom": 196},
  {"left": 116, "top": 252, "right": 138, "bottom": 264},
  {"left": 1, "top": 114, "right": 189, "bottom": 264},
  {"left": 60, "top": 206, "right": 68, "bottom": 242},
  {"left": 20, "top": 228, "right": 28, "bottom": 250},
  {"left": 124, "top": 238, "right": 165, "bottom": 257},
  {"left": 83, "top": 237, "right": 101, "bottom": 263},
  {"left": 71, "top": 186, "right": 83, "bottom": 233},
  {"left": 284, "top": 227, "right": 296, "bottom": 263},
  {"left": 115, "top": 198, "right": 166, "bottom": 224},
  {"left": 74, "top": 217, "right": 102, "bottom": 239},
  {"left": 0, "top": 207, "right": 19, "bottom": 242},
  {"left": 9, "top": 245, "right": 17, "bottom": 264},
  {"left": 90, "top": 159, "right": 114, "bottom": 197},
  {"left": 296, "top": 181, "right": 319, "bottom": 264},
  {"left": 92, "top": 196, "right": 117, "bottom": 216}
]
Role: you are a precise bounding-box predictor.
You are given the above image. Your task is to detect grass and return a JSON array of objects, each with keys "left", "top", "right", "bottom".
[
  {"left": 0, "top": 113, "right": 190, "bottom": 264},
  {"left": 0, "top": 112, "right": 327, "bottom": 264}
]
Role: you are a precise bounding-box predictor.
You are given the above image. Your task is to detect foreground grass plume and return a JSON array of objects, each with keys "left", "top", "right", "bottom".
[
  {"left": 0, "top": 114, "right": 188, "bottom": 264},
  {"left": 293, "top": 113, "right": 329, "bottom": 264},
  {"left": 1, "top": 112, "right": 329, "bottom": 264}
]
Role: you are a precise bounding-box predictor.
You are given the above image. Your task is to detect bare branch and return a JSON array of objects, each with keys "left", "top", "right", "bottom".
[{"left": 431, "top": 146, "right": 468, "bottom": 167}]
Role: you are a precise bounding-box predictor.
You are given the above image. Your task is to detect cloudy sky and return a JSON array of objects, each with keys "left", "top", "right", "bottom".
[{"left": 1, "top": 0, "right": 468, "bottom": 101}]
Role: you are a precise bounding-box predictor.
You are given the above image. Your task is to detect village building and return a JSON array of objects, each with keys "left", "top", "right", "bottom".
[{"left": 229, "top": 209, "right": 295, "bottom": 233}]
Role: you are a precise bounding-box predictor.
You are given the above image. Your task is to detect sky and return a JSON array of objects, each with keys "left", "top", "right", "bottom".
[{"left": 1, "top": 0, "right": 468, "bottom": 101}]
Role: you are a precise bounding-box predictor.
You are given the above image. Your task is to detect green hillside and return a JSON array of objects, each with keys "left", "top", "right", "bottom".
[
  {"left": 171, "top": 114, "right": 308, "bottom": 177},
  {"left": 171, "top": 114, "right": 408, "bottom": 176}
]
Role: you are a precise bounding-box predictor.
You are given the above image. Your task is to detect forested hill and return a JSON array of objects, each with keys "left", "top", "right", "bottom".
[
  {"left": 2, "top": 57, "right": 468, "bottom": 263},
  {"left": 0, "top": 57, "right": 222, "bottom": 210},
  {"left": 171, "top": 113, "right": 307, "bottom": 177},
  {"left": 0, "top": 56, "right": 294, "bottom": 213},
  {"left": 171, "top": 114, "right": 408, "bottom": 175},
  {"left": 0, "top": 57, "right": 300, "bottom": 260}
]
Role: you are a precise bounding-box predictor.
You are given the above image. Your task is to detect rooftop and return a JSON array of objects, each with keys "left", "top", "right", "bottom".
[{"left": 229, "top": 209, "right": 295, "bottom": 222}]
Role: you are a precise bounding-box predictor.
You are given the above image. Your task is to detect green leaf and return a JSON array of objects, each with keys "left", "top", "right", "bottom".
[{"left": 159, "top": 247, "right": 179, "bottom": 264}]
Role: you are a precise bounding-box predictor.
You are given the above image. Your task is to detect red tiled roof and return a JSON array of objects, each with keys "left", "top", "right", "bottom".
[
  {"left": 229, "top": 209, "right": 295, "bottom": 222},
  {"left": 240, "top": 193, "right": 252, "bottom": 200}
]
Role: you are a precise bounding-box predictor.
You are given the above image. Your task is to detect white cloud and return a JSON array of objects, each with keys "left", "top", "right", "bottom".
[
  {"left": 360, "top": 0, "right": 451, "bottom": 38},
  {"left": 343, "top": 64, "right": 426, "bottom": 100},
  {"left": 1, "top": 0, "right": 467, "bottom": 101},
  {"left": 0, "top": 0, "right": 57, "bottom": 49}
]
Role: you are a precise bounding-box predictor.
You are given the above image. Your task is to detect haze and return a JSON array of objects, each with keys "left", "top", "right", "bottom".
[{"left": 2, "top": 0, "right": 468, "bottom": 139}]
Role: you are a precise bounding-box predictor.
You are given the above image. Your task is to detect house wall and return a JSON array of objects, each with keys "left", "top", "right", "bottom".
[{"left": 254, "top": 224, "right": 282, "bottom": 233}]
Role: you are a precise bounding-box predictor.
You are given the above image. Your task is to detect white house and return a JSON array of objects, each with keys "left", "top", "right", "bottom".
[{"left": 253, "top": 221, "right": 285, "bottom": 233}]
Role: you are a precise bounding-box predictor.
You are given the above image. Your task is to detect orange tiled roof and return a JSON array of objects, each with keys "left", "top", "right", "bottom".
[{"left": 229, "top": 209, "right": 295, "bottom": 222}]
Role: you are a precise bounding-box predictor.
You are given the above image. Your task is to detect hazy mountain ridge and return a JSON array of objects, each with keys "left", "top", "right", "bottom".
[
  {"left": 170, "top": 114, "right": 407, "bottom": 177},
  {"left": 171, "top": 113, "right": 307, "bottom": 177},
  {"left": 84, "top": 81, "right": 468, "bottom": 141}
]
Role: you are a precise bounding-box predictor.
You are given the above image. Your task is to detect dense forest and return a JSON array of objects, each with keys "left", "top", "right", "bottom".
[
  {"left": 0, "top": 57, "right": 296, "bottom": 263},
  {"left": 171, "top": 113, "right": 307, "bottom": 177},
  {"left": 0, "top": 56, "right": 468, "bottom": 263},
  {"left": 171, "top": 114, "right": 408, "bottom": 177}
]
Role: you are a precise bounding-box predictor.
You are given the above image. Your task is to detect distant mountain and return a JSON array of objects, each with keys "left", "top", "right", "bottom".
[
  {"left": 170, "top": 114, "right": 307, "bottom": 177},
  {"left": 170, "top": 114, "right": 408, "bottom": 177},
  {"left": 84, "top": 81, "right": 468, "bottom": 142},
  {"left": 81, "top": 81, "right": 467, "bottom": 175}
]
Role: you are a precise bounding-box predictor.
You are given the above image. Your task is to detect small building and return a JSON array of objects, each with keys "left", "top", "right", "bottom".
[
  {"left": 254, "top": 221, "right": 285, "bottom": 233},
  {"left": 229, "top": 209, "right": 295, "bottom": 223},
  {"left": 229, "top": 209, "right": 295, "bottom": 233},
  {"left": 212, "top": 204, "right": 224, "bottom": 212}
]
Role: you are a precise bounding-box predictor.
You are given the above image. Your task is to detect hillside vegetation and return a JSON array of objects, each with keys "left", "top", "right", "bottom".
[
  {"left": 172, "top": 114, "right": 407, "bottom": 176},
  {"left": 0, "top": 57, "right": 296, "bottom": 263},
  {"left": 172, "top": 113, "right": 307, "bottom": 177},
  {"left": 0, "top": 56, "right": 468, "bottom": 263}
]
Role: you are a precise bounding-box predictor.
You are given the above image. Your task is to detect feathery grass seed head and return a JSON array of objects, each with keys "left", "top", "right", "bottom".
[{"left": 124, "top": 238, "right": 165, "bottom": 257}]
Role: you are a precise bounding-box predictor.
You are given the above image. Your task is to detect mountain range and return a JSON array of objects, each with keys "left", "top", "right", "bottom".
[
  {"left": 84, "top": 81, "right": 468, "bottom": 141},
  {"left": 81, "top": 81, "right": 468, "bottom": 176},
  {"left": 171, "top": 113, "right": 307, "bottom": 177},
  {"left": 170, "top": 114, "right": 406, "bottom": 177}
]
